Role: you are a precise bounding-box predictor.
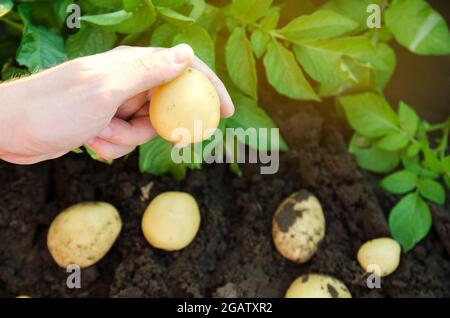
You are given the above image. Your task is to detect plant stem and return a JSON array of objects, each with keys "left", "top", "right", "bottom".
[
  {"left": 0, "top": 17, "right": 23, "bottom": 32},
  {"left": 426, "top": 119, "right": 450, "bottom": 132}
]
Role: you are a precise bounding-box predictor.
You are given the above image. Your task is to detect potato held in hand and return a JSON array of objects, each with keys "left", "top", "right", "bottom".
[
  {"left": 47, "top": 202, "right": 122, "bottom": 268},
  {"left": 286, "top": 274, "right": 352, "bottom": 298},
  {"left": 150, "top": 67, "right": 221, "bottom": 144}
]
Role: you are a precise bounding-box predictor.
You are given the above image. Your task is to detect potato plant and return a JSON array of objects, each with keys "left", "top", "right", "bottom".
[{"left": 0, "top": 0, "right": 448, "bottom": 252}]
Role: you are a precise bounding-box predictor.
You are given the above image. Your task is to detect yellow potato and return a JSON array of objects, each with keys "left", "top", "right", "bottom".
[
  {"left": 47, "top": 202, "right": 122, "bottom": 268},
  {"left": 285, "top": 274, "right": 352, "bottom": 298},
  {"left": 141, "top": 192, "right": 200, "bottom": 251},
  {"left": 150, "top": 67, "right": 221, "bottom": 145},
  {"left": 357, "top": 237, "right": 401, "bottom": 277},
  {"left": 272, "top": 191, "right": 325, "bottom": 263}
]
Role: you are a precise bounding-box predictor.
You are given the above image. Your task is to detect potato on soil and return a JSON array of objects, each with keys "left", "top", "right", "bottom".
[
  {"left": 272, "top": 190, "right": 325, "bottom": 263},
  {"left": 150, "top": 67, "right": 221, "bottom": 145},
  {"left": 285, "top": 274, "right": 352, "bottom": 298},
  {"left": 357, "top": 237, "right": 401, "bottom": 277},
  {"left": 141, "top": 192, "right": 200, "bottom": 251},
  {"left": 47, "top": 202, "right": 122, "bottom": 269}
]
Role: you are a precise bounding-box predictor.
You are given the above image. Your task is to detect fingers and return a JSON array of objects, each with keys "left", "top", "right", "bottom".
[
  {"left": 1, "top": 151, "right": 68, "bottom": 165},
  {"left": 86, "top": 138, "right": 136, "bottom": 161},
  {"left": 96, "top": 116, "right": 156, "bottom": 147},
  {"left": 191, "top": 57, "right": 235, "bottom": 118},
  {"left": 115, "top": 92, "right": 149, "bottom": 119},
  {"left": 110, "top": 44, "right": 195, "bottom": 99}
]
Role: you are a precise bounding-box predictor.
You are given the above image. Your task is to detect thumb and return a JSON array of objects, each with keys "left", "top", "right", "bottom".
[{"left": 111, "top": 44, "right": 195, "bottom": 99}]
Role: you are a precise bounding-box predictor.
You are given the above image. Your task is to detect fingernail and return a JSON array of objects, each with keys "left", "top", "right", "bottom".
[
  {"left": 98, "top": 126, "right": 113, "bottom": 139},
  {"left": 170, "top": 44, "right": 194, "bottom": 64}
]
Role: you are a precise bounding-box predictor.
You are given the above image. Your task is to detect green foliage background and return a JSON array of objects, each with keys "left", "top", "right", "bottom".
[{"left": 0, "top": 0, "right": 449, "bottom": 251}]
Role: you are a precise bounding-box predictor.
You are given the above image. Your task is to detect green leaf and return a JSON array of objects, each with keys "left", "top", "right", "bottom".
[
  {"left": 375, "top": 132, "right": 410, "bottom": 151},
  {"left": 226, "top": 27, "right": 257, "bottom": 99},
  {"left": 80, "top": 10, "right": 133, "bottom": 26},
  {"left": 406, "top": 143, "right": 421, "bottom": 158},
  {"left": 114, "top": 0, "right": 156, "bottom": 34},
  {"left": 349, "top": 134, "right": 400, "bottom": 173},
  {"left": 157, "top": 6, "right": 194, "bottom": 26},
  {"left": 339, "top": 92, "right": 399, "bottom": 138},
  {"left": 385, "top": 0, "right": 450, "bottom": 55},
  {"left": 65, "top": 26, "right": 116, "bottom": 59},
  {"left": 423, "top": 147, "right": 443, "bottom": 173},
  {"left": 443, "top": 156, "right": 450, "bottom": 173},
  {"left": 251, "top": 30, "right": 270, "bottom": 59},
  {"left": 153, "top": 0, "right": 186, "bottom": 8},
  {"left": 418, "top": 179, "right": 445, "bottom": 205},
  {"left": 279, "top": 10, "right": 359, "bottom": 43},
  {"left": 0, "top": 0, "right": 13, "bottom": 18},
  {"left": 227, "top": 95, "right": 288, "bottom": 151},
  {"left": 139, "top": 136, "right": 188, "bottom": 181},
  {"left": 187, "top": 0, "right": 205, "bottom": 20},
  {"left": 16, "top": 11, "right": 67, "bottom": 72},
  {"left": 322, "top": 0, "right": 383, "bottom": 28},
  {"left": 87, "top": 0, "right": 122, "bottom": 9},
  {"left": 173, "top": 24, "right": 215, "bottom": 70},
  {"left": 380, "top": 170, "right": 418, "bottom": 194},
  {"left": 389, "top": 193, "right": 432, "bottom": 251},
  {"left": 151, "top": 23, "right": 178, "bottom": 47},
  {"left": 263, "top": 40, "right": 319, "bottom": 101},
  {"left": 230, "top": 0, "right": 272, "bottom": 24},
  {"left": 372, "top": 43, "right": 396, "bottom": 90},
  {"left": 398, "top": 101, "right": 419, "bottom": 137},
  {"left": 260, "top": 6, "right": 280, "bottom": 30}
]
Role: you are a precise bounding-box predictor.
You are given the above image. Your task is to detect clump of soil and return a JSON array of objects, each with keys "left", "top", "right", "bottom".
[{"left": 0, "top": 100, "right": 449, "bottom": 297}]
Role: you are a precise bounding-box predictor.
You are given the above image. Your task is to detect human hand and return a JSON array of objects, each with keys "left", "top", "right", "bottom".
[{"left": 0, "top": 44, "right": 234, "bottom": 164}]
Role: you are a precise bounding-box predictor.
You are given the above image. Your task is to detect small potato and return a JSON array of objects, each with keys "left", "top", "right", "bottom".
[
  {"left": 150, "top": 67, "right": 221, "bottom": 145},
  {"left": 272, "top": 190, "right": 325, "bottom": 263},
  {"left": 285, "top": 274, "right": 352, "bottom": 298},
  {"left": 142, "top": 192, "right": 200, "bottom": 251},
  {"left": 47, "top": 202, "right": 122, "bottom": 268},
  {"left": 357, "top": 237, "right": 401, "bottom": 277}
]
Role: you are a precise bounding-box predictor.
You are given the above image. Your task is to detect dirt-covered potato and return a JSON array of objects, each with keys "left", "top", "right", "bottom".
[
  {"left": 47, "top": 202, "right": 122, "bottom": 268},
  {"left": 272, "top": 190, "right": 325, "bottom": 263},
  {"left": 357, "top": 237, "right": 401, "bottom": 277},
  {"left": 150, "top": 67, "right": 221, "bottom": 145},
  {"left": 285, "top": 274, "right": 352, "bottom": 298},
  {"left": 141, "top": 192, "right": 200, "bottom": 251}
]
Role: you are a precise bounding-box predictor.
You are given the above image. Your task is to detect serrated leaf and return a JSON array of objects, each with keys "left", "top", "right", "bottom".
[
  {"left": 173, "top": 24, "right": 215, "bottom": 70},
  {"left": 230, "top": 0, "right": 272, "bottom": 24},
  {"left": 375, "top": 132, "right": 410, "bottom": 151},
  {"left": 65, "top": 26, "right": 116, "bottom": 59},
  {"left": 263, "top": 40, "right": 319, "bottom": 101},
  {"left": 279, "top": 9, "right": 359, "bottom": 43},
  {"left": 398, "top": 101, "right": 419, "bottom": 137},
  {"left": 389, "top": 192, "right": 432, "bottom": 251},
  {"left": 385, "top": 0, "right": 450, "bottom": 55},
  {"left": 16, "top": 24, "right": 66, "bottom": 72},
  {"left": 349, "top": 134, "right": 400, "bottom": 173},
  {"left": 227, "top": 95, "right": 288, "bottom": 151},
  {"left": 380, "top": 170, "right": 417, "bottom": 194},
  {"left": 226, "top": 27, "right": 257, "bottom": 99},
  {"left": 339, "top": 92, "right": 399, "bottom": 138},
  {"left": 418, "top": 179, "right": 445, "bottom": 205}
]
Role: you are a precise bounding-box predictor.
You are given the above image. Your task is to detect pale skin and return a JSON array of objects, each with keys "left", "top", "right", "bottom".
[{"left": 0, "top": 44, "right": 234, "bottom": 164}]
